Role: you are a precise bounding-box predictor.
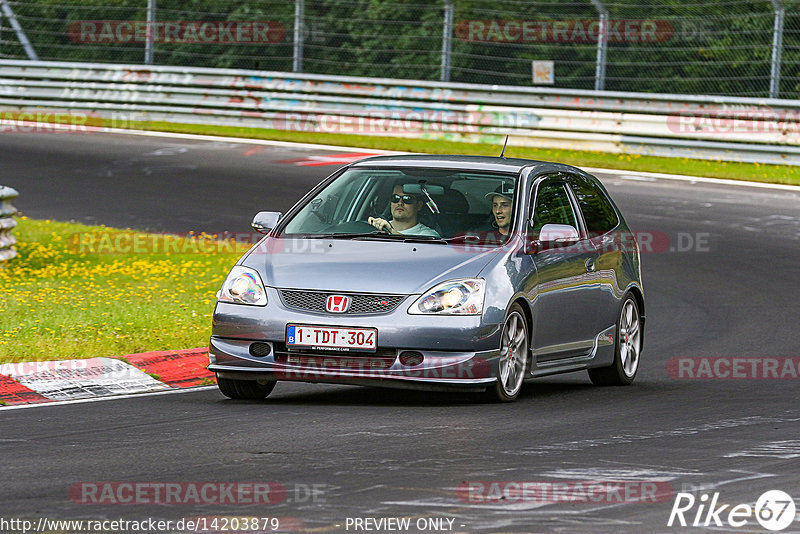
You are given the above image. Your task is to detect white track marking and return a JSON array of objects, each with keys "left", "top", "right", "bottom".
[
  {"left": 585, "top": 166, "right": 800, "bottom": 192},
  {"left": 1, "top": 386, "right": 218, "bottom": 411}
]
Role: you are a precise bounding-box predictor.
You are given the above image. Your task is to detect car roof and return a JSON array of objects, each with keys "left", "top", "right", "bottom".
[{"left": 349, "top": 154, "right": 584, "bottom": 175}]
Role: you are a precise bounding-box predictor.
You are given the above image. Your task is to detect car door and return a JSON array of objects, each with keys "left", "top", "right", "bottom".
[
  {"left": 528, "top": 174, "right": 601, "bottom": 361},
  {"left": 565, "top": 172, "right": 625, "bottom": 335}
]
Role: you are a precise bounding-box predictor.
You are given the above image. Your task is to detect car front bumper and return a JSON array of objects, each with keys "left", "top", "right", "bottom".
[{"left": 208, "top": 290, "right": 504, "bottom": 391}]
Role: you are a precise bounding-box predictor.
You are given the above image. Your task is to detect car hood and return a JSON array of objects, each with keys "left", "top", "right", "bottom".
[{"left": 242, "top": 237, "right": 501, "bottom": 295}]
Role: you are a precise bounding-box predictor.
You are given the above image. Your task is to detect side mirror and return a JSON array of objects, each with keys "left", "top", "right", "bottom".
[
  {"left": 524, "top": 223, "right": 580, "bottom": 254},
  {"left": 540, "top": 223, "right": 579, "bottom": 243},
  {"left": 251, "top": 211, "right": 282, "bottom": 234}
]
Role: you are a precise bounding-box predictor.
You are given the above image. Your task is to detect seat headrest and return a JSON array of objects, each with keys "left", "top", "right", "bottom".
[{"left": 436, "top": 190, "right": 469, "bottom": 213}]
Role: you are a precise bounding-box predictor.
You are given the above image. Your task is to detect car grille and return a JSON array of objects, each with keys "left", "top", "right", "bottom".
[
  {"left": 273, "top": 342, "right": 397, "bottom": 370},
  {"left": 273, "top": 343, "right": 396, "bottom": 359},
  {"left": 279, "top": 290, "right": 406, "bottom": 314}
]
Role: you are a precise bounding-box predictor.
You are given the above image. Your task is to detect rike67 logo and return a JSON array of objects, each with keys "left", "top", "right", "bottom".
[{"left": 668, "top": 490, "right": 796, "bottom": 531}]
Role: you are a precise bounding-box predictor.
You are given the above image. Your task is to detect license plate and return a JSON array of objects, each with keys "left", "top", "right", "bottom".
[{"left": 286, "top": 325, "right": 377, "bottom": 352}]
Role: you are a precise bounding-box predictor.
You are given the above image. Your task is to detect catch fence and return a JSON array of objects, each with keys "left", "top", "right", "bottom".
[{"left": 1, "top": 0, "right": 800, "bottom": 99}]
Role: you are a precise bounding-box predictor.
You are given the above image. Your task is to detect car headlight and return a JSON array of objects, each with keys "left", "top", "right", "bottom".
[
  {"left": 409, "top": 279, "right": 485, "bottom": 315},
  {"left": 217, "top": 266, "right": 268, "bottom": 306}
]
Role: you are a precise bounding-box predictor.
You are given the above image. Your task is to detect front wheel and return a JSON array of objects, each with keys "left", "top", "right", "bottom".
[
  {"left": 486, "top": 304, "right": 529, "bottom": 402},
  {"left": 217, "top": 375, "right": 276, "bottom": 400},
  {"left": 588, "top": 295, "right": 641, "bottom": 386}
]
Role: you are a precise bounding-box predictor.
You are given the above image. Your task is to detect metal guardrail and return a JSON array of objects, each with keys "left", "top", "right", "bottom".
[
  {"left": 2, "top": 60, "right": 800, "bottom": 165},
  {"left": 0, "top": 185, "right": 18, "bottom": 264}
]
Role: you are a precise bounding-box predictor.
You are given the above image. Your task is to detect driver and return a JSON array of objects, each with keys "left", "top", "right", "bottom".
[{"left": 368, "top": 185, "right": 440, "bottom": 237}]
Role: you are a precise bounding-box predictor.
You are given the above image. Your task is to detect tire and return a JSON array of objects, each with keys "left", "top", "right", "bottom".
[
  {"left": 217, "top": 375, "right": 276, "bottom": 400},
  {"left": 486, "top": 303, "right": 529, "bottom": 402},
  {"left": 588, "top": 295, "right": 641, "bottom": 386}
]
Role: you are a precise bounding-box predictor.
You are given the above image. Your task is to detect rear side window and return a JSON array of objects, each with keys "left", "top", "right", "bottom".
[{"left": 570, "top": 176, "right": 619, "bottom": 235}]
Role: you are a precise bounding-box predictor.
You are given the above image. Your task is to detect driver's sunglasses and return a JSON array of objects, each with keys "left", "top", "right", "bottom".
[{"left": 391, "top": 194, "right": 417, "bottom": 204}]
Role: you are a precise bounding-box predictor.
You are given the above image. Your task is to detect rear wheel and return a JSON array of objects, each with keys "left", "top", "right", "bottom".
[
  {"left": 486, "top": 304, "right": 528, "bottom": 402},
  {"left": 216, "top": 375, "right": 276, "bottom": 400},
  {"left": 588, "top": 295, "right": 641, "bottom": 386}
]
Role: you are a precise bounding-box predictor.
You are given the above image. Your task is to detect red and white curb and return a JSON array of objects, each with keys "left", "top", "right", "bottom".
[{"left": 0, "top": 348, "right": 213, "bottom": 406}]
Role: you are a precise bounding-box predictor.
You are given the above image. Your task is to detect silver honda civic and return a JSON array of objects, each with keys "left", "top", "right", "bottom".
[{"left": 209, "top": 155, "right": 645, "bottom": 402}]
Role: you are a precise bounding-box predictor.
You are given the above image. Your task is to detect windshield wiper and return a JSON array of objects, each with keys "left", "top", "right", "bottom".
[
  {"left": 302, "top": 232, "right": 448, "bottom": 244},
  {"left": 302, "top": 232, "right": 385, "bottom": 239},
  {"left": 354, "top": 234, "right": 448, "bottom": 244}
]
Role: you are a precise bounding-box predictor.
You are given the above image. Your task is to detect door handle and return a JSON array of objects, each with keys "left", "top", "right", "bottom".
[{"left": 585, "top": 258, "right": 596, "bottom": 272}]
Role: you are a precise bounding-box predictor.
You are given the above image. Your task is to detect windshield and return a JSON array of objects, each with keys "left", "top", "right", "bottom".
[{"left": 281, "top": 167, "right": 519, "bottom": 242}]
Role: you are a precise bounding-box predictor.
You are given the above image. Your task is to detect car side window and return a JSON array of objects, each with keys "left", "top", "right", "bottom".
[
  {"left": 569, "top": 175, "right": 620, "bottom": 236},
  {"left": 530, "top": 181, "right": 578, "bottom": 237}
]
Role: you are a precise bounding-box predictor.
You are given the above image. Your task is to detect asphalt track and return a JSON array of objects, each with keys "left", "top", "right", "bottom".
[{"left": 2, "top": 131, "right": 800, "bottom": 533}]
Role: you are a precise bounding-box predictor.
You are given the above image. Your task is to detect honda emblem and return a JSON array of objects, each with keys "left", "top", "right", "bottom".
[{"left": 326, "top": 295, "right": 351, "bottom": 313}]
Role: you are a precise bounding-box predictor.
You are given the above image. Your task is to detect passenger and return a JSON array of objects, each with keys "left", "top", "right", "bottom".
[
  {"left": 368, "top": 185, "right": 440, "bottom": 237},
  {"left": 485, "top": 184, "right": 514, "bottom": 236}
]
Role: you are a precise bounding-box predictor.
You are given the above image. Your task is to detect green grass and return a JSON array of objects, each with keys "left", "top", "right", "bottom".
[
  {"left": 128, "top": 121, "right": 800, "bottom": 186},
  {"left": 0, "top": 217, "right": 246, "bottom": 363}
]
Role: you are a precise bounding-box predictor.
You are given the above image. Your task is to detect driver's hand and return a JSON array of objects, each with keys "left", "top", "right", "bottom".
[{"left": 368, "top": 217, "right": 392, "bottom": 233}]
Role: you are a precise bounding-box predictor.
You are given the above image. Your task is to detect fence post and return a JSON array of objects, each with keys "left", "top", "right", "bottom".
[
  {"left": 293, "top": 0, "right": 305, "bottom": 73},
  {"left": 0, "top": 0, "right": 38, "bottom": 60},
  {"left": 0, "top": 186, "right": 19, "bottom": 264},
  {"left": 145, "top": 0, "right": 156, "bottom": 65},
  {"left": 769, "top": 0, "right": 784, "bottom": 99},
  {"left": 590, "top": 0, "right": 608, "bottom": 91},
  {"left": 440, "top": 0, "right": 453, "bottom": 82}
]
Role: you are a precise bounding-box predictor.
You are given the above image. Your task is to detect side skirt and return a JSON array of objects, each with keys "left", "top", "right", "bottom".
[{"left": 528, "top": 325, "right": 616, "bottom": 378}]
